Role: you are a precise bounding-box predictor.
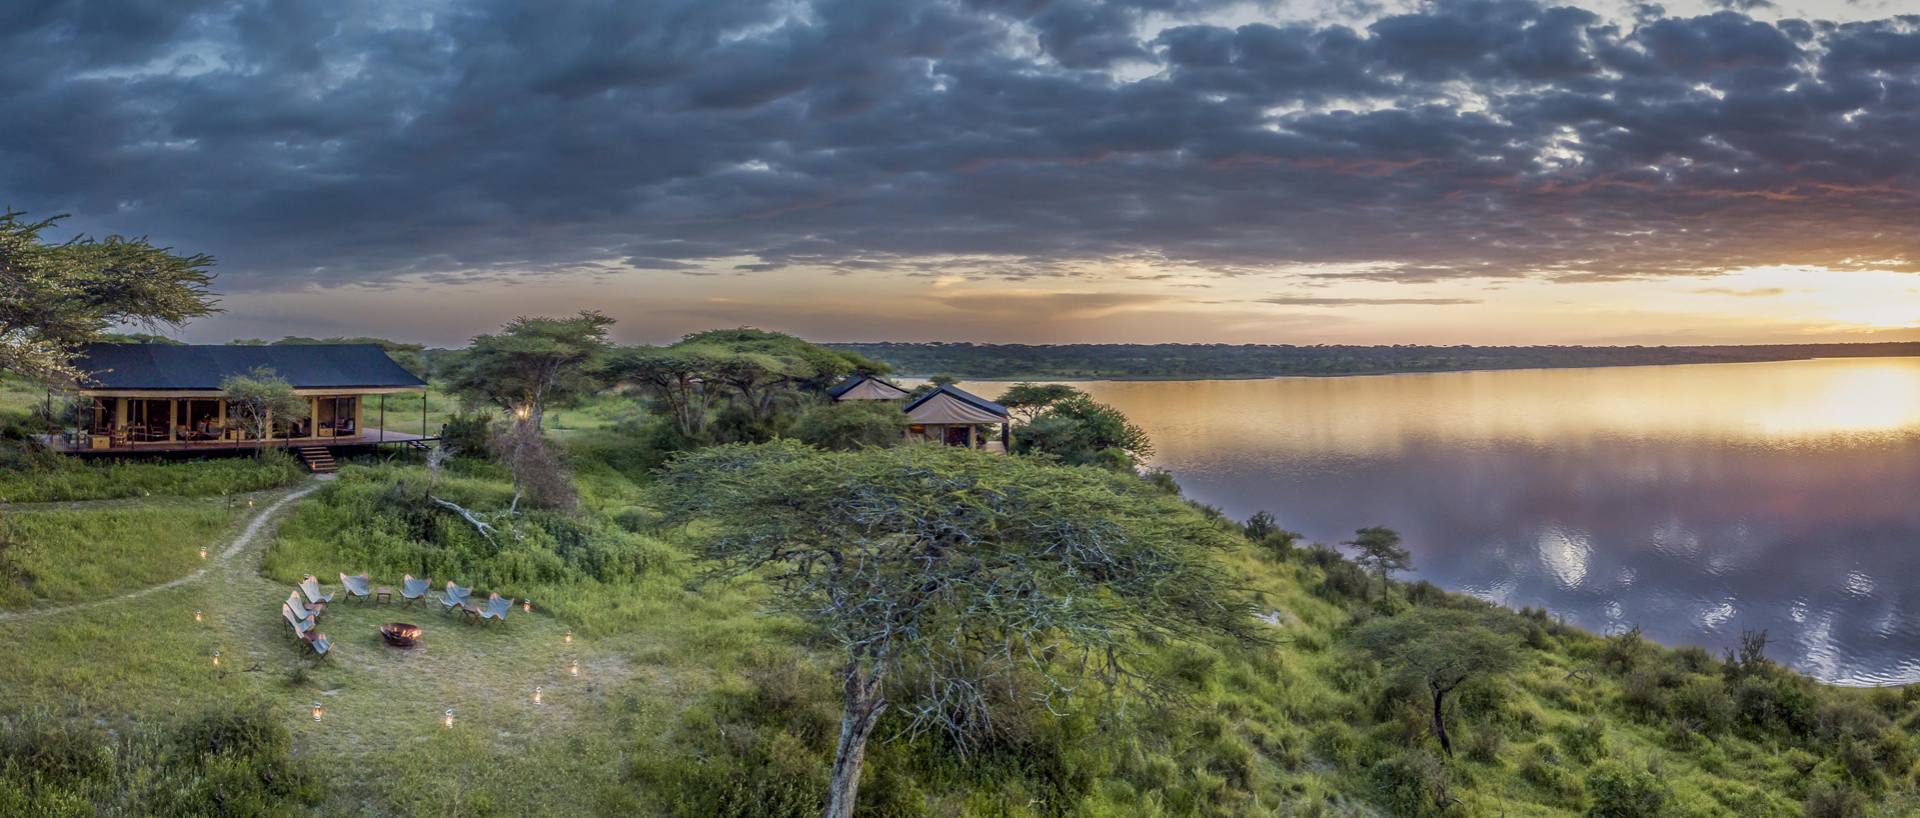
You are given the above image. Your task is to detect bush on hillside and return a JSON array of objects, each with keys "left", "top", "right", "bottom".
[
  {"left": 0, "top": 450, "right": 303, "bottom": 503},
  {"left": 1584, "top": 761, "right": 1669, "bottom": 818},
  {"left": 787, "top": 400, "right": 908, "bottom": 450}
]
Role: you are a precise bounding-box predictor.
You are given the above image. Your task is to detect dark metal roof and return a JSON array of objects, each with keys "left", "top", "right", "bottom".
[
  {"left": 74, "top": 343, "right": 427, "bottom": 391},
  {"left": 826, "top": 373, "right": 910, "bottom": 399},
  {"left": 902, "top": 383, "right": 1010, "bottom": 418}
]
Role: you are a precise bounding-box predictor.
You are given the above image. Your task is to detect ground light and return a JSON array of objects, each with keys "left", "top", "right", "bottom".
[
  {"left": 533, "top": 686, "right": 543, "bottom": 705},
  {"left": 199, "top": 546, "right": 208, "bottom": 560},
  {"left": 563, "top": 630, "right": 572, "bottom": 644},
  {"left": 211, "top": 650, "right": 221, "bottom": 668},
  {"left": 443, "top": 707, "right": 454, "bottom": 729},
  {"left": 312, "top": 702, "right": 323, "bottom": 722},
  {"left": 568, "top": 659, "right": 579, "bottom": 678},
  {"left": 194, "top": 609, "right": 203, "bottom": 623},
  {"left": 522, "top": 599, "right": 532, "bottom": 613}
]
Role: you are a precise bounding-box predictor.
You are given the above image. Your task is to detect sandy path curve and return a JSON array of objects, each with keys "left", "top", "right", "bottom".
[{"left": 0, "top": 477, "right": 326, "bottom": 622}]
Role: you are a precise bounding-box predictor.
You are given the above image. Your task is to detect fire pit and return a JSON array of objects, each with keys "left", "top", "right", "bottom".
[{"left": 379, "top": 622, "right": 422, "bottom": 648}]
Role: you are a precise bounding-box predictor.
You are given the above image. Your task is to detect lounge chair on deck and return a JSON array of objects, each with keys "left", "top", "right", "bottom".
[
  {"left": 479, "top": 593, "right": 513, "bottom": 624},
  {"left": 286, "top": 590, "right": 322, "bottom": 620},
  {"left": 438, "top": 582, "right": 471, "bottom": 614},
  {"left": 299, "top": 575, "right": 334, "bottom": 606},
  {"left": 340, "top": 573, "right": 372, "bottom": 602},
  {"left": 400, "top": 575, "right": 431, "bottom": 607}
]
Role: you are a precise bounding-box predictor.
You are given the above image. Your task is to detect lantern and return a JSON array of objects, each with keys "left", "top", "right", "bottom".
[
  {"left": 212, "top": 650, "right": 221, "bottom": 668},
  {"left": 568, "top": 659, "right": 580, "bottom": 678},
  {"left": 194, "top": 609, "right": 203, "bottom": 623},
  {"left": 533, "top": 686, "right": 543, "bottom": 705},
  {"left": 521, "top": 599, "right": 532, "bottom": 613},
  {"left": 443, "top": 707, "right": 454, "bottom": 729},
  {"left": 311, "top": 702, "right": 323, "bottom": 722},
  {"left": 563, "top": 630, "right": 572, "bottom": 645},
  {"left": 198, "top": 546, "right": 209, "bottom": 560}
]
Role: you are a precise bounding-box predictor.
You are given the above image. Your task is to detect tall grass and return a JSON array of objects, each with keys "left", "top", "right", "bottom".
[
  {"left": 0, "top": 451, "right": 303, "bottom": 503},
  {"left": 0, "top": 501, "right": 244, "bottom": 608}
]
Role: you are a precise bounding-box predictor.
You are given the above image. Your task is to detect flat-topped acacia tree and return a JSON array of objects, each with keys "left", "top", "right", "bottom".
[
  {"left": 443, "top": 311, "right": 613, "bottom": 431},
  {"left": 659, "top": 442, "right": 1257, "bottom": 818}
]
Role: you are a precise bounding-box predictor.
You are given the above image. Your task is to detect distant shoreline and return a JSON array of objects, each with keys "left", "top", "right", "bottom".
[
  {"left": 832, "top": 341, "right": 1920, "bottom": 382},
  {"left": 894, "top": 354, "right": 1920, "bottom": 382}
]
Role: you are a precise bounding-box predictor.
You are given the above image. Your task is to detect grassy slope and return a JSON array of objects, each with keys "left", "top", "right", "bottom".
[
  {"left": 0, "top": 422, "right": 1916, "bottom": 815},
  {"left": 0, "top": 498, "right": 248, "bottom": 608}
]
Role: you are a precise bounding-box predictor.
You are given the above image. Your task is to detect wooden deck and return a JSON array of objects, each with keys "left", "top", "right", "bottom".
[{"left": 40, "top": 427, "right": 436, "bottom": 456}]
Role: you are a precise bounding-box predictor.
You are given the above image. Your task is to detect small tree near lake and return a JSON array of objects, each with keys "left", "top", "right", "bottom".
[
  {"left": 1346, "top": 526, "right": 1412, "bottom": 598},
  {"left": 1354, "top": 607, "right": 1521, "bottom": 757},
  {"left": 660, "top": 442, "right": 1256, "bottom": 818},
  {"left": 220, "top": 368, "right": 308, "bottom": 452}
]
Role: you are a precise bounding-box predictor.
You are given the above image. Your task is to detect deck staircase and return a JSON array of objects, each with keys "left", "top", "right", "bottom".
[{"left": 294, "top": 446, "right": 338, "bottom": 474}]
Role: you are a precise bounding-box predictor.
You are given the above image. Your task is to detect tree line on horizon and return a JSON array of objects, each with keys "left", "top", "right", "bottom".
[{"left": 828, "top": 341, "right": 1920, "bottom": 379}]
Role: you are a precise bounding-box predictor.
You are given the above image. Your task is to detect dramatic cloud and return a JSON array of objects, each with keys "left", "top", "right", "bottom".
[
  {"left": 1, "top": 0, "right": 1916, "bottom": 311},
  {"left": 1257, "top": 295, "right": 1482, "bottom": 306}
]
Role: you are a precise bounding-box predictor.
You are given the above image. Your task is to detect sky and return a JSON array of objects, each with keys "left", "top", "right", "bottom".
[{"left": 3, "top": 0, "right": 1918, "bottom": 347}]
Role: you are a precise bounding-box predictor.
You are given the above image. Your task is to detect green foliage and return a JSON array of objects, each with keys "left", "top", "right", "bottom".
[
  {"left": 1014, "top": 394, "right": 1154, "bottom": 469},
  {"left": 219, "top": 367, "right": 309, "bottom": 443},
  {"left": 0, "top": 450, "right": 302, "bottom": 502},
  {"left": 1352, "top": 607, "right": 1522, "bottom": 756},
  {"left": 1343, "top": 526, "right": 1411, "bottom": 590},
  {"left": 787, "top": 400, "right": 909, "bottom": 450},
  {"left": 442, "top": 311, "right": 614, "bottom": 427},
  {"left": 605, "top": 328, "right": 873, "bottom": 440},
  {"left": 0, "top": 499, "right": 241, "bottom": 608},
  {"left": 1584, "top": 761, "right": 1670, "bottom": 818},
  {"left": 0, "top": 703, "right": 318, "bottom": 816},
  {"left": 0, "top": 210, "right": 217, "bottom": 382},
  {"left": 997, "top": 382, "right": 1082, "bottom": 423},
  {"left": 1370, "top": 750, "right": 1457, "bottom": 818},
  {"left": 439, "top": 410, "right": 494, "bottom": 457}
]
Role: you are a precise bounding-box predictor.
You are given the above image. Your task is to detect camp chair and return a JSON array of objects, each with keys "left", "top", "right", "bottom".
[
  {"left": 400, "top": 575, "right": 431, "bottom": 607},
  {"left": 339, "top": 573, "right": 372, "bottom": 602},
  {"left": 283, "top": 602, "right": 316, "bottom": 635},
  {"left": 479, "top": 593, "right": 513, "bottom": 625},
  {"left": 438, "top": 582, "right": 471, "bottom": 614},
  {"left": 286, "top": 590, "right": 323, "bottom": 620},
  {"left": 299, "top": 575, "right": 334, "bottom": 606},
  {"left": 302, "top": 630, "right": 331, "bottom": 658}
]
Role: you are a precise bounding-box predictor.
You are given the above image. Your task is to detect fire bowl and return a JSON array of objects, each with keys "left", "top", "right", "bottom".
[{"left": 379, "top": 622, "right": 422, "bottom": 648}]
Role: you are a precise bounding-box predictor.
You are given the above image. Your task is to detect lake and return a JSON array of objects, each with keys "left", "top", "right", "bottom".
[{"left": 969, "top": 357, "right": 1920, "bottom": 685}]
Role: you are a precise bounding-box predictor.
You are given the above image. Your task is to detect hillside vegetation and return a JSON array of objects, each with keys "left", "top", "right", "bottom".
[{"left": 0, "top": 328, "right": 1915, "bottom": 817}]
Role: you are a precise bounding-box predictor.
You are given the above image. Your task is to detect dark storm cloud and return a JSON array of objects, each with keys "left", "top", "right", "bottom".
[{"left": 1, "top": 0, "right": 1917, "bottom": 292}]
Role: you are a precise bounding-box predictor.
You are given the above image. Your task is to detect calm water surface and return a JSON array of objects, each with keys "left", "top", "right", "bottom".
[{"left": 974, "top": 358, "right": 1920, "bottom": 685}]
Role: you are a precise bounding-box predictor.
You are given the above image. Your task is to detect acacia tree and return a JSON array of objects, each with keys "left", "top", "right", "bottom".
[
  {"left": 997, "top": 382, "right": 1083, "bottom": 423},
  {"left": 1345, "top": 526, "right": 1412, "bottom": 597},
  {"left": 0, "top": 211, "right": 217, "bottom": 382},
  {"left": 219, "top": 368, "right": 308, "bottom": 452},
  {"left": 659, "top": 442, "right": 1256, "bottom": 818},
  {"left": 601, "top": 346, "right": 721, "bottom": 439},
  {"left": 1014, "top": 394, "right": 1154, "bottom": 470},
  {"left": 443, "top": 311, "right": 613, "bottom": 431},
  {"left": 1354, "top": 607, "right": 1521, "bottom": 757}
]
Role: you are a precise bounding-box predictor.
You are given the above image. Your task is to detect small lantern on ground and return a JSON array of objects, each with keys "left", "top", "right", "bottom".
[
  {"left": 194, "top": 609, "right": 203, "bottom": 623},
  {"left": 533, "top": 686, "right": 543, "bottom": 705},
  {"left": 568, "top": 659, "right": 580, "bottom": 678},
  {"left": 563, "top": 630, "right": 572, "bottom": 645},
  {"left": 521, "top": 599, "right": 532, "bottom": 613},
  {"left": 443, "top": 707, "right": 454, "bottom": 729},
  {"left": 212, "top": 650, "right": 221, "bottom": 668},
  {"left": 198, "top": 546, "right": 208, "bottom": 560},
  {"left": 311, "top": 702, "right": 323, "bottom": 722}
]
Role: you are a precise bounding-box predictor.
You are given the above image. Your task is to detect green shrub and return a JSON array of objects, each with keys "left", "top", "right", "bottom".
[
  {"left": 0, "top": 450, "right": 303, "bottom": 503},
  {"left": 1370, "top": 750, "right": 1456, "bottom": 818},
  {"left": 786, "top": 401, "right": 908, "bottom": 451},
  {"left": 1803, "top": 780, "right": 1866, "bottom": 818},
  {"left": 1584, "top": 761, "right": 1669, "bottom": 818}
]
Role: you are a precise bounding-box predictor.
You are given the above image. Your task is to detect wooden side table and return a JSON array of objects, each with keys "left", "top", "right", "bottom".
[{"left": 373, "top": 586, "right": 395, "bottom": 604}]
